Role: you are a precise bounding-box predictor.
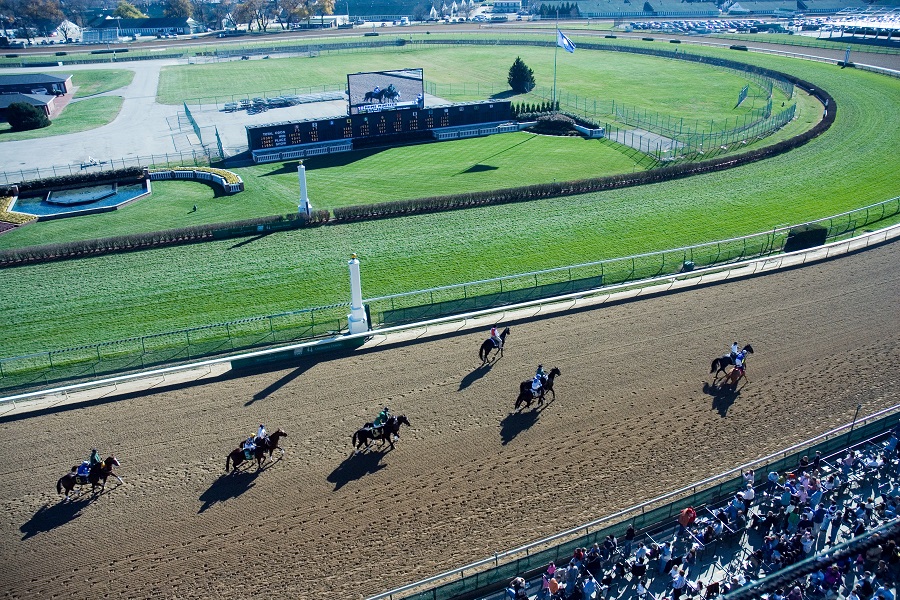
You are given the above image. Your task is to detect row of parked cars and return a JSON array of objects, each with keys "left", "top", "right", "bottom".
[{"left": 628, "top": 19, "right": 775, "bottom": 34}]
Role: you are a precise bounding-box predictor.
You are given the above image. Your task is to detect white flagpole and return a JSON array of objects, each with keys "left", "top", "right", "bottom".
[{"left": 553, "top": 10, "right": 559, "bottom": 107}]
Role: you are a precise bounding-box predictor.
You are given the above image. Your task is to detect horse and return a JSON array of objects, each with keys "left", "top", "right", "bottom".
[
  {"left": 722, "top": 362, "right": 750, "bottom": 386},
  {"left": 352, "top": 414, "right": 412, "bottom": 453},
  {"left": 515, "top": 367, "right": 562, "bottom": 410},
  {"left": 382, "top": 88, "right": 400, "bottom": 103},
  {"left": 479, "top": 327, "right": 510, "bottom": 365},
  {"left": 710, "top": 344, "right": 754, "bottom": 380},
  {"left": 363, "top": 90, "right": 383, "bottom": 102},
  {"left": 225, "top": 429, "right": 288, "bottom": 472},
  {"left": 56, "top": 456, "right": 123, "bottom": 501}
]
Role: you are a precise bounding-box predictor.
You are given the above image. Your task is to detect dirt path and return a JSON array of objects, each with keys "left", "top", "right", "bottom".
[{"left": 1, "top": 241, "right": 899, "bottom": 599}]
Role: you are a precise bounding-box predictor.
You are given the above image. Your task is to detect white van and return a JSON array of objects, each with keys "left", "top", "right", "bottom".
[{"left": 400, "top": 17, "right": 410, "bottom": 25}]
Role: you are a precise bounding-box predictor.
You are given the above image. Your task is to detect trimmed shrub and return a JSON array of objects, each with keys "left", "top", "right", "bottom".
[
  {"left": 6, "top": 102, "right": 50, "bottom": 131},
  {"left": 730, "top": 45, "right": 749, "bottom": 51},
  {"left": 526, "top": 113, "right": 580, "bottom": 136},
  {"left": 13, "top": 167, "right": 145, "bottom": 194}
]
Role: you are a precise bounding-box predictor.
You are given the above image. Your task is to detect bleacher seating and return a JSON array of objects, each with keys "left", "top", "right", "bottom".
[{"left": 484, "top": 428, "right": 900, "bottom": 600}]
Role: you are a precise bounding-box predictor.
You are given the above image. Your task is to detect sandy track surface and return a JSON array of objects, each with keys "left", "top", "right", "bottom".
[{"left": 1, "top": 241, "right": 899, "bottom": 599}]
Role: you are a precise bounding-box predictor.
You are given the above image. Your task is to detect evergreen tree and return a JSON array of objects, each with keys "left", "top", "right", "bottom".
[
  {"left": 6, "top": 102, "right": 50, "bottom": 131},
  {"left": 507, "top": 56, "right": 535, "bottom": 94}
]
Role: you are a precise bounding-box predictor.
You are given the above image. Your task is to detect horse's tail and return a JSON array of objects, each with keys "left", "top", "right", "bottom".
[
  {"left": 225, "top": 452, "right": 232, "bottom": 472},
  {"left": 710, "top": 358, "right": 719, "bottom": 374},
  {"left": 56, "top": 477, "right": 63, "bottom": 495},
  {"left": 478, "top": 343, "right": 486, "bottom": 362},
  {"left": 352, "top": 431, "right": 359, "bottom": 447}
]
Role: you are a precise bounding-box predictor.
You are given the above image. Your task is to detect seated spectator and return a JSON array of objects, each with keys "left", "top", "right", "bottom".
[
  {"left": 876, "top": 585, "right": 896, "bottom": 600},
  {"left": 786, "top": 585, "right": 804, "bottom": 600},
  {"left": 823, "top": 564, "right": 842, "bottom": 591},
  {"left": 631, "top": 556, "right": 648, "bottom": 580}
]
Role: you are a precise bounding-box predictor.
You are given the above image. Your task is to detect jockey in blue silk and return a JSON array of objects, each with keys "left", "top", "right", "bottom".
[
  {"left": 532, "top": 365, "right": 546, "bottom": 394},
  {"left": 491, "top": 325, "right": 502, "bottom": 348},
  {"left": 373, "top": 85, "right": 380, "bottom": 95},
  {"left": 374, "top": 406, "right": 390, "bottom": 429},
  {"left": 734, "top": 351, "right": 746, "bottom": 372}
]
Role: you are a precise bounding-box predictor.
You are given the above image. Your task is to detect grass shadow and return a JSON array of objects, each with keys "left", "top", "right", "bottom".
[
  {"left": 20, "top": 497, "right": 91, "bottom": 540},
  {"left": 327, "top": 450, "right": 388, "bottom": 491},
  {"left": 198, "top": 470, "right": 260, "bottom": 513},
  {"left": 259, "top": 150, "right": 388, "bottom": 176}
]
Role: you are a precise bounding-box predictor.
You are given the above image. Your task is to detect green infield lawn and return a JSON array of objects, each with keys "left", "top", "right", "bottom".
[
  {"left": 0, "top": 134, "right": 645, "bottom": 249},
  {"left": 160, "top": 46, "right": 774, "bottom": 134},
  {"left": 0, "top": 96, "right": 124, "bottom": 142},
  {"left": 71, "top": 69, "right": 135, "bottom": 98},
  {"left": 0, "top": 41, "right": 897, "bottom": 357}
]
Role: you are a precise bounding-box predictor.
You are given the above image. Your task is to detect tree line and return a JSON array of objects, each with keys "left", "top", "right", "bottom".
[{"left": 0, "top": 0, "right": 337, "bottom": 41}]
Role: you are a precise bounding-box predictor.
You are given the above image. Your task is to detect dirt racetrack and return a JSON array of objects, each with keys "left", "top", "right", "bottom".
[{"left": 1, "top": 241, "right": 899, "bottom": 599}]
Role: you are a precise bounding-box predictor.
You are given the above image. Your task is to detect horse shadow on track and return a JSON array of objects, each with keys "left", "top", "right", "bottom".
[
  {"left": 199, "top": 470, "right": 260, "bottom": 513},
  {"left": 500, "top": 408, "right": 541, "bottom": 446},
  {"left": 459, "top": 363, "right": 492, "bottom": 391},
  {"left": 327, "top": 450, "right": 387, "bottom": 492},
  {"left": 702, "top": 381, "right": 743, "bottom": 417},
  {"left": 20, "top": 497, "right": 91, "bottom": 540}
]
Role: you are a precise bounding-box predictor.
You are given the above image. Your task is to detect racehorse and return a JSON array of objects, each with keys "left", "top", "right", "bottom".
[
  {"left": 710, "top": 344, "right": 754, "bottom": 380},
  {"left": 381, "top": 88, "right": 400, "bottom": 102},
  {"left": 515, "top": 367, "right": 562, "bottom": 410},
  {"left": 479, "top": 327, "right": 510, "bottom": 365},
  {"left": 56, "top": 456, "right": 123, "bottom": 500},
  {"left": 352, "top": 414, "right": 412, "bottom": 453},
  {"left": 722, "top": 362, "right": 750, "bottom": 386},
  {"left": 225, "top": 429, "right": 288, "bottom": 472},
  {"left": 364, "top": 90, "right": 382, "bottom": 102}
]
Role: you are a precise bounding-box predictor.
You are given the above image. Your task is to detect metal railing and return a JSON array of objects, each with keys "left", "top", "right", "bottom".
[
  {"left": 364, "top": 194, "right": 900, "bottom": 328},
  {"left": 0, "top": 150, "right": 214, "bottom": 186},
  {"left": 366, "top": 404, "right": 900, "bottom": 600},
  {"left": 1, "top": 195, "right": 898, "bottom": 394}
]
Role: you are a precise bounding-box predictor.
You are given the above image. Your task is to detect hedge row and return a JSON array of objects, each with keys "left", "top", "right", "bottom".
[
  {"left": 0, "top": 210, "right": 329, "bottom": 267},
  {"left": 0, "top": 167, "right": 145, "bottom": 196}
]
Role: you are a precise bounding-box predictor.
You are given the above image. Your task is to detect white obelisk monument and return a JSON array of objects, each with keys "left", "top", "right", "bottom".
[
  {"left": 298, "top": 161, "right": 312, "bottom": 218},
  {"left": 347, "top": 253, "right": 369, "bottom": 334}
]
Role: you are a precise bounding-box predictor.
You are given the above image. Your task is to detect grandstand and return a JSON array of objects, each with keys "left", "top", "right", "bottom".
[{"left": 375, "top": 409, "right": 900, "bottom": 600}]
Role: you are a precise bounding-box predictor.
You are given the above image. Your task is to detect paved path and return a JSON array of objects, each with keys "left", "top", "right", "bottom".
[{"left": 0, "top": 60, "right": 191, "bottom": 172}]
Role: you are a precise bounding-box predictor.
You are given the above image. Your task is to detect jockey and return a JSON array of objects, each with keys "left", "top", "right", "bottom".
[
  {"left": 731, "top": 342, "right": 740, "bottom": 359},
  {"left": 734, "top": 351, "right": 746, "bottom": 373},
  {"left": 256, "top": 423, "right": 268, "bottom": 445},
  {"left": 536, "top": 364, "right": 547, "bottom": 383},
  {"left": 532, "top": 372, "right": 544, "bottom": 395},
  {"left": 491, "top": 325, "right": 502, "bottom": 348},
  {"left": 89, "top": 448, "right": 102, "bottom": 468},
  {"left": 373, "top": 85, "right": 380, "bottom": 95},
  {"left": 374, "top": 406, "right": 390, "bottom": 430}
]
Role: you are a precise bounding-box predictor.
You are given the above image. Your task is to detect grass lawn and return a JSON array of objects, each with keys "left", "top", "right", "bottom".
[
  {"left": 0, "top": 133, "right": 644, "bottom": 248},
  {"left": 0, "top": 96, "right": 124, "bottom": 142},
  {"left": 159, "top": 47, "right": 772, "bottom": 135},
  {"left": 72, "top": 69, "right": 135, "bottom": 98},
  {"left": 0, "top": 40, "right": 897, "bottom": 357}
]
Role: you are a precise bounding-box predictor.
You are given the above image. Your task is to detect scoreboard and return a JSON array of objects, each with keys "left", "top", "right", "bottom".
[{"left": 247, "top": 101, "right": 512, "bottom": 153}]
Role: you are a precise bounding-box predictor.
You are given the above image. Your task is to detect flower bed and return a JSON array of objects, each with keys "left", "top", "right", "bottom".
[
  {"left": 149, "top": 167, "right": 244, "bottom": 194},
  {"left": 0, "top": 196, "right": 37, "bottom": 226}
]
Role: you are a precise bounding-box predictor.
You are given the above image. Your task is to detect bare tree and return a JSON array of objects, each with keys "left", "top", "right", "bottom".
[{"left": 57, "top": 19, "right": 80, "bottom": 41}]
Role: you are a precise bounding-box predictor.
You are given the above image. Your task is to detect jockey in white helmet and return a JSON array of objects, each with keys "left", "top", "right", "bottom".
[{"left": 731, "top": 342, "right": 740, "bottom": 359}]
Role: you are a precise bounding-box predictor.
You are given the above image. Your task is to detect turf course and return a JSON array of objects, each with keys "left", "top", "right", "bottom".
[{"left": 0, "top": 40, "right": 898, "bottom": 357}]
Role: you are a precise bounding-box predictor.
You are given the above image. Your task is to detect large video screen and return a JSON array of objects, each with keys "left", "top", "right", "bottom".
[{"left": 347, "top": 69, "right": 425, "bottom": 115}]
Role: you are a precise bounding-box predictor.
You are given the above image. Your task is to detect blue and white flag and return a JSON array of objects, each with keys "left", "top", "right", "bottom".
[{"left": 557, "top": 29, "right": 576, "bottom": 53}]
